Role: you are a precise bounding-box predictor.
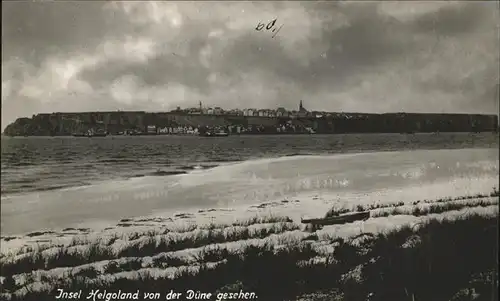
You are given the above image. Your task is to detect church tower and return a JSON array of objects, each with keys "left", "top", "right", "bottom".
[{"left": 299, "top": 100, "right": 305, "bottom": 111}]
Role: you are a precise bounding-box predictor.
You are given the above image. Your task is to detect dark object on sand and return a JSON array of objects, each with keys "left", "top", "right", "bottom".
[
  {"left": 199, "top": 130, "right": 229, "bottom": 137},
  {"left": 89, "top": 132, "right": 107, "bottom": 137},
  {"left": 72, "top": 133, "right": 87, "bottom": 137},
  {"left": 301, "top": 211, "right": 370, "bottom": 231}
]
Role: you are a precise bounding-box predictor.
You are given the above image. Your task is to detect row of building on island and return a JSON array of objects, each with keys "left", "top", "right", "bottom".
[{"left": 175, "top": 100, "right": 317, "bottom": 118}]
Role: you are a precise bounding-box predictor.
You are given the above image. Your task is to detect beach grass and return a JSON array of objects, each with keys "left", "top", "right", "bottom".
[{"left": 0, "top": 192, "right": 498, "bottom": 301}]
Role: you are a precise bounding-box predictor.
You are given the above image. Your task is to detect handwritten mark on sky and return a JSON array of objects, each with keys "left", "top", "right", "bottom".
[{"left": 255, "top": 18, "right": 283, "bottom": 38}]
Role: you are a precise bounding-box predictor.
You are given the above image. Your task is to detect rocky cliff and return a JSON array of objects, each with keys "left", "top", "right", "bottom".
[{"left": 3, "top": 111, "right": 498, "bottom": 136}]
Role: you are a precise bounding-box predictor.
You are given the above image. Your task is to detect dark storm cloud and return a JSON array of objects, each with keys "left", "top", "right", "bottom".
[
  {"left": 411, "top": 2, "right": 491, "bottom": 36},
  {"left": 2, "top": 1, "right": 499, "bottom": 130},
  {"left": 82, "top": 2, "right": 416, "bottom": 95},
  {"left": 293, "top": 4, "right": 415, "bottom": 90},
  {"left": 78, "top": 34, "right": 214, "bottom": 93},
  {"left": 2, "top": 2, "right": 132, "bottom": 65}
]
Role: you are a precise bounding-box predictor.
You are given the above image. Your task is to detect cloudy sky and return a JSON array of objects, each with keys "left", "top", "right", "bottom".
[{"left": 2, "top": 1, "right": 499, "bottom": 130}]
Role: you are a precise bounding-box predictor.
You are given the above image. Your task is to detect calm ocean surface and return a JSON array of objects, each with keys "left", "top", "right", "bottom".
[
  {"left": 1, "top": 133, "right": 498, "bottom": 196},
  {"left": 1, "top": 133, "right": 499, "bottom": 235}
]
